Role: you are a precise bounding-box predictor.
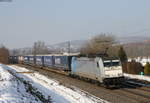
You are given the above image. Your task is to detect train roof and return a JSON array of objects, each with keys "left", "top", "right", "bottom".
[
  {"left": 23, "top": 53, "right": 80, "bottom": 56},
  {"left": 102, "top": 57, "right": 120, "bottom": 61}
]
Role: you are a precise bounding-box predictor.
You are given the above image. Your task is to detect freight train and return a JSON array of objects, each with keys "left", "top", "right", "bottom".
[{"left": 9, "top": 54, "right": 124, "bottom": 86}]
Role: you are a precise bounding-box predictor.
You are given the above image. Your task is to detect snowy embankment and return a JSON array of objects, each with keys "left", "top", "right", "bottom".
[
  {"left": 0, "top": 64, "right": 42, "bottom": 103},
  {"left": 124, "top": 73, "right": 150, "bottom": 82},
  {"left": 1, "top": 64, "right": 109, "bottom": 103}
]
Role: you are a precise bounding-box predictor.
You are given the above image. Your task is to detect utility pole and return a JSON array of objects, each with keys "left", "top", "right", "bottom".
[
  {"left": 33, "top": 42, "right": 37, "bottom": 65},
  {"left": 68, "top": 41, "right": 71, "bottom": 55}
]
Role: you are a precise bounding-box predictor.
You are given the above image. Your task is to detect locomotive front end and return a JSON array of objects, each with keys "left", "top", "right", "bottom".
[{"left": 103, "top": 59, "right": 124, "bottom": 86}]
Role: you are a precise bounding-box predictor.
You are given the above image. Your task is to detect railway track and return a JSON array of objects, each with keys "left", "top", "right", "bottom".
[
  {"left": 15, "top": 64, "right": 150, "bottom": 103},
  {"left": 122, "top": 81, "right": 150, "bottom": 91}
]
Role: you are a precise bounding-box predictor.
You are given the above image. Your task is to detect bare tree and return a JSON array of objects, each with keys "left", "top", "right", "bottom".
[
  {"left": 80, "top": 33, "right": 116, "bottom": 56},
  {"left": 123, "top": 42, "right": 150, "bottom": 58},
  {"left": 32, "top": 41, "right": 49, "bottom": 55},
  {"left": 0, "top": 46, "right": 9, "bottom": 64},
  {"left": 32, "top": 41, "right": 49, "bottom": 64},
  {"left": 11, "top": 49, "right": 19, "bottom": 56},
  {"left": 9, "top": 47, "right": 32, "bottom": 56}
]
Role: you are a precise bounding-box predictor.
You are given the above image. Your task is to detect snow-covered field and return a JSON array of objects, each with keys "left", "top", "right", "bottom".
[
  {"left": 0, "top": 64, "right": 109, "bottom": 103},
  {"left": 124, "top": 73, "right": 150, "bottom": 82},
  {"left": 0, "top": 64, "right": 42, "bottom": 103}
]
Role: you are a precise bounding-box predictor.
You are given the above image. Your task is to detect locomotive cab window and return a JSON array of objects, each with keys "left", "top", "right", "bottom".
[
  {"left": 112, "top": 60, "right": 120, "bottom": 66},
  {"left": 111, "top": 61, "right": 120, "bottom": 66},
  {"left": 103, "top": 60, "right": 120, "bottom": 67},
  {"left": 103, "top": 61, "right": 111, "bottom": 67}
]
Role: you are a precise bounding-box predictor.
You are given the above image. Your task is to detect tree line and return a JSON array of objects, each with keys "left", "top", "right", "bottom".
[{"left": 124, "top": 42, "right": 150, "bottom": 57}]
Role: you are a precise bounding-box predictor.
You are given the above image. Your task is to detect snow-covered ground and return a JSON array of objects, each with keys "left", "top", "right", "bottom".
[
  {"left": 0, "top": 64, "right": 42, "bottom": 103},
  {"left": 124, "top": 73, "right": 150, "bottom": 82},
  {"left": 0, "top": 64, "right": 109, "bottom": 103}
]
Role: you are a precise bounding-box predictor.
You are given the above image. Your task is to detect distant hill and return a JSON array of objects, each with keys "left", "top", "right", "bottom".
[
  {"left": 118, "top": 36, "right": 150, "bottom": 44},
  {"left": 47, "top": 40, "right": 87, "bottom": 53},
  {"left": 47, "top": 35, "right": 150, "bottom": 53}
]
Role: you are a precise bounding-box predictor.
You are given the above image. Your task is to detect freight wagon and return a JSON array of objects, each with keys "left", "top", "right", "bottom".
[
  {"left": 23, "top": 56, "right": 29, "bottom": 64},
  {"left": 9, "top": 56, "right": 19, "bottom": 64},
  {"left": 53, "top": 55, "right": 72, "bottom": 71},
  {"left": 28, "top": 56, "right": 34, "bottom": 65},
  {"left": 21, "top": 55, "right": 73, "bottom": 71},
  {"left": 35, "top": 56, "right": 44, "bottom": 66},
  {"left": 43, "top": 55, "right": 54, "bottom": 67}
]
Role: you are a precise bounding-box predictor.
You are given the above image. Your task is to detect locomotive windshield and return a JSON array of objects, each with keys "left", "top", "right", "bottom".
[
  {"left": 103, "top": 61, "right": 111, "bottom": 67},
  {"left": 103, "top": 60, "right": 120, "bottom": 67},
  {"left": 111, "top": 60, "right": 120, "bottom": 66}
]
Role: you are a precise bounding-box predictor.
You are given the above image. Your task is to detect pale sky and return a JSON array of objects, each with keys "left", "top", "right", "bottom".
[{"left": 0, "top": 0, "right": 150, "bottom": 48}]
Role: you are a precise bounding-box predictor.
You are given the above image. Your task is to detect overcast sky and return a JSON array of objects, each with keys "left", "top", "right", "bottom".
[{"left": 0, "top": 0, "right": 150, "bottom": 49}]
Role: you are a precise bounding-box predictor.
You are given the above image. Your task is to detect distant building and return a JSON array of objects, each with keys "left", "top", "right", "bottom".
[{"left": 128, "top": 56, "right": 150, "bottom": 66}]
